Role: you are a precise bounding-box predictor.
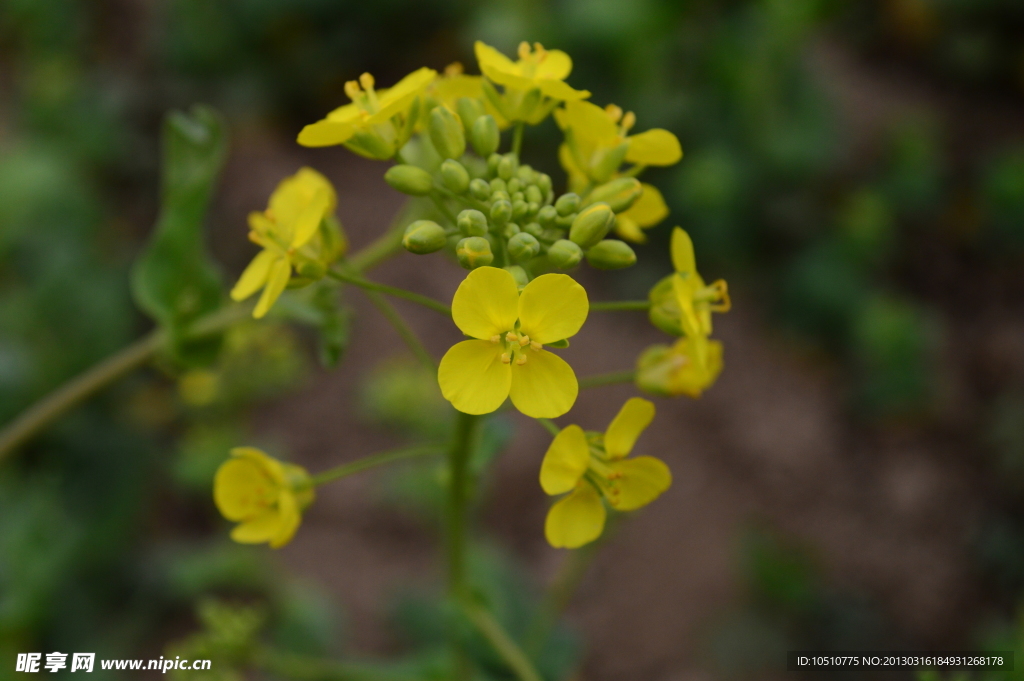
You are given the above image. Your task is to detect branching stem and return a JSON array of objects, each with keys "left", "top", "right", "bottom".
[
  {"left": 328, "top": 270, "right": 451, "bottom": 316},
  {"left": 578, "top": 370, "right": 637, "bottom": 389},
  {"left": 310, "top": 445, "right": 442, "bottom": 486},
  {"left": 589, "top": 300, "right": 650, "bottom": 311}
]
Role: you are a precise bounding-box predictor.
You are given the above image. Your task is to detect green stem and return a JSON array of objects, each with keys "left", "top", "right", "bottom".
[
  {"left": 462, "top": 599, "right": 543, "bottom": 681},
  {"left": 446, "top": 410, "right": 479, "bottom": 681},
  {"left": 511, "top": 122, "right": 525, "bottom": 157},
  {"left": 524, "top": 540, "right": 603, "bottom": 656},
  {"left": 309, "top": 445, "right": 442, "bottom": 486},
  {"left": 362, "top": 291, "right": 436, "bottom": 372},
  {"left": 328, "top": 269, "right": 451, "bottom": 316},
  {"left": 589, "top": 300, "right": 650, "bottom": 312},
  {"left": 578, "top": 370, "right": 637, "bottom": 390},
  {"left": 429, "top": 191, "right": 459, "bottom": 225},
  {"left": 536, "top": 418, "right": 560, "bottom": 436}
]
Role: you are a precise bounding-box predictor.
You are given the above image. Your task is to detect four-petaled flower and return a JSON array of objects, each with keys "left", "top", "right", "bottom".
[
  {"left": 214, "top": 447, "right": 314, "bottom": 548},
  {"left": 636, "top": 335, "right": 723, "bottom": 398},
  {"left": 298, "top": 68, "right": 436, "bottom": 159},
  {"left": 540, "top": 398, "right": 671, "bottom": 548},
  {"left": 438, "top": 267, "right": 588, "bottom": 418},
  {"left": 230, "top": 167, "right": 343, "bottom": 318},
  {"left": 649, "top": 227, "right": 730, "bottom": 343},
  {"left": 475, "top": 41, "right": 590, "bottom": 124}
]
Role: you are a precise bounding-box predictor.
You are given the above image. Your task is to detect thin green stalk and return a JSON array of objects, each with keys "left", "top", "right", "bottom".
[
  {"left": 536, "top": 418, "right": 560, "bottom": 436},
  {"left": 446, "top": 410, "right": 479, "bottom": 681},
  {"left": 524, "top": 540, "right": 602, "bottom": 656},
  {"left": 589, "top": 300, "right": 650, "bottom": 312},
  {"left": 511, "top": 122, "right": 525, "bottom": 157},
  {"left": 310, "top": 445, "right": 442, "bottom": 486},
  {"left": 363, "top": 290, "right": 436, "bottom": 372},
  {"left": 578, "top": 369, "right": 636, "bottom": 389},
  {"left": 462, "top": 599, "right": 543, "bottom": 681},
  {"left": 328, "top": 269, "right": 451, "bottom": 316}
]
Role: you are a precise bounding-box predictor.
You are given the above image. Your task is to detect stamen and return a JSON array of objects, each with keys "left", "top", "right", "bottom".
[
  {"left": 489, "top": 335, "right": 501, "bottom": 343},
  {"left": 533, "top": 42, "right": 546, "bottom": 59},
  {"left": 605, "top": 104, "right": 623, "bottom": 123},
  {"left": 359, "top": 72, "right": 375, "bottom": 90},
  {"left": 444, "top": 62, "right": 464, "bottom": 76},
  {"left": 515, "top": 355, "right": 527, "bottom": 366},
  {"left": 518, "top": 334, "right": 530, "bottom": 346},
  {"left": 344, "top": 80, "right": 361, "bottom": 101},
  {"left": 530, "top": 341, "right": 542, "bottom": 351},
  {"left": 501, "top": 352, "right": 511, "bottom": 364},
  {"left": 518, "top": 41, "right": 531, "bottom": 60},
  {"left": 621, "top": 111, "right": 636, "bottom": 134},
  {"left": 505, "top": 331, "right": 518, "bottom": 342}
]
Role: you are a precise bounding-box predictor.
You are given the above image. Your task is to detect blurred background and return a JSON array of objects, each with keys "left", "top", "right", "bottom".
[{"left": 2, "top": 0, "right": 1024, "bottom": 679}]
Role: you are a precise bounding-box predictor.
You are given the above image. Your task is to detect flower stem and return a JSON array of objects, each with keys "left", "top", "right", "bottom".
[
  {"left": 328, "top": 269, "right": 452, "bottom": 316},
  {"left": 446, "top": 410, "right": 478, "bottom": 680},
  {"left": 578, "top": 369, "right": 637, "bottom": 389},
  {"left": 511, "top": 122, "right": 525, "bottom": 157},
  {"left": 589, "top": 300, "right": 650, "bottom": 312},
  {"left": 535, "top": 418, "right": 560, "bottom": 436},
  {"left": 362, "top": 290, "right": 436, "bottom": 372},
  {"left": 309, "top": 445, "right": 442, "bottom": 486},
  {"left": 461, "top": 599, "right": 543, "bottom": 681}
]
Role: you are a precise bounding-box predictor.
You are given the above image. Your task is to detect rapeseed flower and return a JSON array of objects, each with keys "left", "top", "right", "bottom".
[
  {"left": 540, "top": 398, "right": 671, "bottom": 548},
  {"left": 648, "top": 227, "right": 730, "bottom": 338},
  {"left": 298, "top": 68, "right": 436, "bottom": 159},
  {"left": 474, "top": 41, "right": 589, "bottom": 124},
  {"left": 438, "top": 267, "right": 588, "bottom": 418},
  {"left": 636, "top": 336, "right": 723, "bottom": 398},
  {"left": 213, "top": 447, "right": 314, "bottom": 549},
  {"left": 230, "top": 168, "right": 343, "bottom": 318}
]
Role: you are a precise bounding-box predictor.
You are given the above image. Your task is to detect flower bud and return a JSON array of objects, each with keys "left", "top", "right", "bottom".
[
  {"left": 502, "top": 222, "right": 521, "bottom": 238},
  {"left": 440, "top": 159, "right": 470, "bottom": 194},
  {"left": 456, "top": 236, "right": 494, "bottom": 269},
  {"left": 569, "top": 203, "right": 615, "bottom": 249},
  {"left": 585, "top": 239, "right": 637, "bottom": 269},
  {"left": 585, "top": 177, "right": 642, "bottom": 213},
  {"left": 540, "top": 228, "right": 566, "bottom": 243},
  {"left": 402, "top": 220, "right": 447, "bottom": 254},
  {"left": 497, "top": 155, "right": 516, "bottom": 181},
  {"left": 490, "top": 199, "right": 512, "bottom": 226},
  {"left": 384, "top": 164, "right": 434, "bottom": 196},
  {"left": 296, "top": 259, "right": 327, "bottom": 280},
  {"left": 555, "top": 213, "right": 577, "bottom": 228},
  {"left": 508, "top": 232, "right": 541, "bottom": 262},
  {"left": 524, "top": 222, "right": 544, "bottom": 238},
  {"left": 537, "top": 173, "right": 553, "bottom": 195},
  {"left": 346, "top": 129, "right": 395, "bottom": 160},
  {"left": 525, "top": 185, "right": 543, "bottom": 205},
  {"left": 555, "top": 193, "right": 581, "bottom": 216},
  {"left": 489, "top": 178, "right": 507, "bottom": 194},
  {"left": 469, "top": 178, "right": 491, "bottom": 201},
  {"left": 512, "top": 200, "right": 529, "bottom": 221},
  {"left": 487, "top": 153, "right": 501, "bottom": 177},
  {"left": 537, "top": 205, "right": 558, "bottom": 228},
  {"left": 456, "top": 97, "right": 485, "bottom": 132},
  {"left": 470, "top": 114, "right": 500, "bottom": 158},
  {"left": 429, "top": 106, "right": 466, "bottom": 160},
  {"left": 516, "top": 165, "right": 535, "bottom": 184},
  {"left": 457, "top": 209, "right": 488, "bottom": 237},
  {"left": 490, "top": 190, "right": 510, "bottom": 202},
  {"left": 547, "top": 239, "right": 583, "bottom": 269},
  {"left": 503, "top": 265, "right": 529, "bottom": 288},
  {"left": 511, "top": 191, "right": 525, "bottom": 203},
  {"left": 591, "top": 142, "right": 629, "bottom": 182},
  {"left": 507, "top": 178, "right": 523, "bottom": 194}
]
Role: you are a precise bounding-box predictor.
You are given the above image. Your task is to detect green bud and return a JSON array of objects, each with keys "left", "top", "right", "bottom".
[
  {"left": 537, "top": 173, "right": 553, "bottom": 195},
  {"left": 490, "top": 199, "right": 512, "bottom": 226},
  {"left": 456, "top": 236, "right": 493, "bottom": 269},
  {"left": 512, "top": 200, "right": 529, "bottom": 221},
  {"left": 456, "top": 97, "right": 485, "bottom": 132},
  {"left": 346, "top": 129, "right": 395, "bottom": 160},
  {"left": 503, "top": 222, "right": 521, "bottom": 238},
  {"left": 503, "top": 265, "right": 529, "bottom": 287},
  {"left": 592, "top": 142, "right": 629, "bottom": 183},
  {"left": 402, "top": 220, "right": 448, "bottom": 254},
  {"left": 569, "top": 202, "right": 615, "bottom": 249},
  {"left": 489, "top": 178, "right": 507, "bottom": 194},
  {"left": 507, "top": 178, "right": 523, "bottom": 194},
  {"left": 524, "top": 222, "right": 543, "bottom": 238},
  {"left": 440, "top": 159, "right": 470, "bottom": 194},
  {"left": 525, "top": 185, "right": 543, "bottom": 205},
  {"left": 510, "top": 192, "right": 524, "bottom": 204},
  {"left": 469, "top": 178, "right": 491, "bottom": 201},
  {"left": 585, "top": 239, "right": 637, "bottom": 269},
  {"left": 490, "top": 190, "right": 510, "bottom": 202},
  {"left": 507, "top": 232, "right": 541, "bottom": 262},
  {"left": 540, "top": 228, "right": 566, "bottom": 243},
  {"left": 555, "top": 193, "right": 581, "bottom": 216},
  {"left": 384, "top": 164, "right": 434, "bottom": 196},
  {"left": 547, "top": 239, "right": 583, "bottom": 269},
  {"left": 470, "top": 114, "right": 500, "bottom": 158},
  {"left": 487, "top": 153, "right": 502, "bottom": 177},
  {"left": 537, "top": 205, "right": 558, "bottom": 228},
  {"left": 429, "top": 106, "right": 466, "bottom": 160},
  {"left": 555, "top": 212, "right": 577, "bottom": 228},
  {"left": 457, "top": 209, "right": 488, "bottom": 237},
  {"left": 526, "top": 202, "right": 540, "bottom": 218},
  {"left": 516, "top": 165, "right": 535, "bottom": 184},
  {"left": 586, "top": 177, "right": 642, "bottom": 213},
  {"left": 497, "top": 155, "right": 516, "bottom": 180}
]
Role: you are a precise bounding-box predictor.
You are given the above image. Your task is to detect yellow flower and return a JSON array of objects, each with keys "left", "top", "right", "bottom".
[
  {"left": 648, "top": 227, "right": 730, "bottom": 338},
  {"left": 297, "top": 68, "right": 437, "bottom": 159},
  {"left": 230, "top": 168, "right": 343, "bottom": 319},
  {"left": 474, "top": 41, "right": 590, "bottom": 124},
  {"left": 555, "top": 100, "right": 682, "bottom": 188},
  {"left": 438, "top": 267, "right": 588, "bottom": 418},
  {"left": 540, "top": 398, "right": 671, "bottom": 548},
  {"left": 614, "top": 183, "right": 669, "bottom": 243},
  {"left": 213, "top": 447, "right": 314, "bottom": 549},
  {"left": 423, "top": 62, "right": 510, "bottom": 130},
  {"left": 636, "top": 336, "right": 723, "bottom": 398}
]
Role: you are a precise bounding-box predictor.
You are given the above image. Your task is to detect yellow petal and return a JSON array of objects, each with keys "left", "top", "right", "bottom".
[
  {"left": 289, "top": 187, "right": 330, "bottom": 249},
  {"left": 230, "top": 249, "right": 276, "bottom": 302},
  {"left": 438, "top": 340, "right": 511, "bottom": 415},
  {"left": 230, "top": 510, "right": 284, "bottom": 544},
  {"left": 509, "top": 347, "right": 577, "bottom": 418},
  {"left": 231, "top": 446, "right": 288, "bottom": 484},
  {"left": 604, "top": 397, "right": 655, "bottom": 459},
  {"left": 545, "top": 483, "right": 606, "bottom": 549},
  {"left": 475, "top": 41, "right": 533, "bottom": 90},
  {"left": 670, "top": 227, "right": 696, "bottom": 275},
  {"left": 671, "top": 275, "right": 704, "bottom": 341},
  {"left": 213, "top": 457, "right": 277, "bottom": 521},
  {"left": 537, "top": 78, "right": 590, "bottom": 101},
  {"left": 268, "top": 491, "right": 301, "bottom": 548},
  {"left": 297, "top": 120, "right": 356, "bottom": 147},
  {"left": 621, "top": 183, "right": 669, "bottom": 227},
  {"left": 539, "top": 424, "right": 590, "bottom": 495},
  {"left": 517, "top": 273, "right": 589, "bottom": 344},
  {"left": 607, "top": 456, "right": 671, "bottom": 511},
  {"left": 253, "top": 257, "right": 291, "bottom": 319},
  {"left": 558, "top": 100, "right": 618, "bottom": 143},
  {"left": 625, "top": 128, "right": 682, "bottom": 166},
  {"left": 368, "top": 67, "right": 437, "bottom": 124},
  {"left": 451, "top": 266, "right": 520, "bottom": 340},
  {"left": 534, "top": 49, "right": 573, "bottom": 80},
  {"left": 613, "top": 216, "right": 645, "bottom": 243}
]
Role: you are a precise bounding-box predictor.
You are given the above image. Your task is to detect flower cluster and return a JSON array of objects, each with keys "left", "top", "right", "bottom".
[{"left": 216, "top": 40, "right": 729, "bottom": 551}]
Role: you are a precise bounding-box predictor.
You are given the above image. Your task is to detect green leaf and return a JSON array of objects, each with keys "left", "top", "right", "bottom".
[
  {"left": 131, "top": 105, "right": 227, "bottom": 365},
  {"left": 546, "top": 338, "right": 570, "bottom": 348}
]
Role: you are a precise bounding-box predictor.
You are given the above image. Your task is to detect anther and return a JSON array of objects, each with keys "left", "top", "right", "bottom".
[
  {"left": 518, "top": 42, "right": 531, "bottom": 60},
  {"left": 444, "top": 62, "right": 464, "bottom": 76},
  {"left": 518, "top": 334, "right": 530, "bottom": 346},
  {"left": 530, "top": 341, "right": 542, "bottom": 351},
  {"left": 505, "top": 331, "right": 518, "bottom": 342},
  {"left": 516, "top": 355, "right": 527, "bottom": 366},
  {"left": 489, "top": 335, "right": 501, "bottom": 343},
  {"left": 344, "top": 80, "right": 361, "bottom": 100},
  {"left": 605, "top": 104, "right": 623, "bottom": 123},
  {"left": 621, "top": 111, "right": 636, "bottom": 133},
  {"left": 501, "top": 352, "right": 511, "bottom": 364},
  {"left": 359, "top": 72, "right": 375, "bottom": 90}
]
